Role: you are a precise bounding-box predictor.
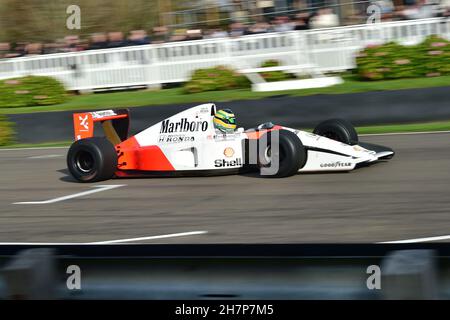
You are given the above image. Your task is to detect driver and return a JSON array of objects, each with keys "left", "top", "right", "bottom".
[{"left": 213, "top": 108, "right": 236, "bottom": 134}]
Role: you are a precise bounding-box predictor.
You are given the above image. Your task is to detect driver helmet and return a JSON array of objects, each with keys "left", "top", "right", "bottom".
[{"left": 213, "top": 109, "right": 236, "bottom": 133}]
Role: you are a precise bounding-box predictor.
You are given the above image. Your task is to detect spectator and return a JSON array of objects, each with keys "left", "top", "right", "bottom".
[
  {"left": 55, "top": 38, "right": 70, "bottom": 53},
  {"left": 75, "top": 39, "right": 90, "bottom": 52},
  {"left": 207, "top": 28, "right": 229, "bottom": 39},
  {"left": 64, "top": 35, "right": 80, "bottom": 52},
  {"left": 229, "top": 22, "right": 247, "bottom": 37},
  {"left": 3, "top": 0, "right": 449, "bottom": 60},
  {"left": 186, "top": 29, "right": 203, "bottom": 41},
  {"left": 152, "top": 26, "right": 169, "bottom": 44},
  {"left": 89, "top": 33, "right": 108, "bottom": 50},
  {"left": 400, "top": 0, "right": 438, "bottom": 19},
  {"left": 12, "top": 42, "right": 27, "bottom": 57},
  {"left": 309, "top": 8, "right": 340, "bottom": 29},
  {"left": 272, "top": 16, "right": 295, "bottom": 32},
  {"left": 169, "top": 29, "right": 188, "bottom": 42},
  {"left": 293, "top": 12, "right": 311, "bottom": 30},
  {"left": 128, "top": 30, "right": 150, "bottom": 46},
  {"left": 370, "top": 0, "right": 397, "bottom": 21},
  {"left": 0, "top": 43, "right": 10, "bottom": 59},
  {"left": 444, "top": 0, "right": 450, "bottom": 16},
  {"left": 245, "top": 21, "right": 271, "bottom": 34},
  {"left": 25, "top": 43, "right": 43, "bottom": 56},
  {"left": 42, "top": 42, "right": 60, "bottom": 55},
  {"left": 404, "top": 0, "right": 417, "bottom": 6},
  {"left": 373, "top": 0, "right": 395, "bottom": 14},
  {"left": 256, "top": 0, "right": 276, "bottom": 21},
  {"left": 107, "top": 32, "right": 126, "bottom": 48}
]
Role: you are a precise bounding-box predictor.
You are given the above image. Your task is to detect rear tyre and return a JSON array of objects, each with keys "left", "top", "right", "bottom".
[
  {"left": 67, "top": 137, "right": 117, "bottom": 183},
  {"left": 258, "top": 130, "right": 307, "bottom": 178},
  {"left": 313, "top": 119, "right": 358, "bottom": 145}
]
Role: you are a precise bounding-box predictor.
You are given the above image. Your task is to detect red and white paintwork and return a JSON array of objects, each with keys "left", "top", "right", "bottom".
[{"left": 72, "top": 103, "right": 393, "bottom": 176}]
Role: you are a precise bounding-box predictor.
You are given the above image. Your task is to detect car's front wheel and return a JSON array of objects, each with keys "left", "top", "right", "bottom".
[
  {"left": 67, "top": 137, "right": 118, "bottom": 183},
  {"left": 258, "top": 129, "right": 307, "bottom": 178},
  {"left": 313, "top": 118, "right": 358, "bottom": 145}
]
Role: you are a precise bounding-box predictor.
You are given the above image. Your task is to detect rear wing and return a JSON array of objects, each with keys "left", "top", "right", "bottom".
[{"left": 73, "top": 109, "right": 130, "bottom": 145}]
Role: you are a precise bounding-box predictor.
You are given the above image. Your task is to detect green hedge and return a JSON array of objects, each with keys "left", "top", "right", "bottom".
[
  {"left": 356, "top": 35, "right": 450, "bottom": 80},
  {"left": 184, "top": 66, "right": 251, "bottom": 94},
  {"left": 260, "top": 59, "right": 294, "bottom": 82},
  {"left": 184, "top": 60, "right": 297, "bottom": 94},
  {"left": 0, "top": 76, "right": 68, "bottom": 108},
  {"left": 0, "top": 115, "right": 15, "bottom": 146}
]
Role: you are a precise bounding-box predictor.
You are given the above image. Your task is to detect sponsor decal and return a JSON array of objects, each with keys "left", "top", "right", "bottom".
[
  {"left": 224, "top": 147, "right": 235, "bottom": 158},
  {"left": 158, "top": 135, "right": 195, "bottom": 143},
  {"left": 305, "top": 132, "right": 321, "bottom": 141},
  {"left": 79, "top": 115, "right": 89, "bottom": 131},
  {"left": 160, "top": 118, "right": 208, "bottom": 133},
  {"left": 91, "top": 110, "right": 117, "bottom": 119},
  {"left": 74, "top": 113, "right": 93, "bottom": 141},
  {"left": 320, "top": 161, "right": 352, "bottom": 168},
  {"left": 353, "top": 145, "right": 372, "bottom": 153},
  {"left": 214, "top": 158, "right": 242, "bottom": 167},
  {"left": 213, "top": 133, "right": 238, "bottom": 141}
]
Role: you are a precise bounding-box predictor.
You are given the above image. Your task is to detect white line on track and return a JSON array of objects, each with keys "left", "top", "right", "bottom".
[
  {"left": 13, "top": 185, "right": 125, "bottom": 205},
  {"left": 89, "top": 231, "right": 209, "bottom": 244},
  {"left": 28, "top": 154, "right": 63, "bottom": 159},
  {"left": 0, "top": 231, "right": 209, "bottom": 245},
  {"left": 379, "top": 234, "right": 450, "bottom": 244}
]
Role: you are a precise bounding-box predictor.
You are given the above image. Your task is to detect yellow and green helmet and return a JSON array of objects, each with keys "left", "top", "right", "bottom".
[{"left": 213, "top": 108, "right": 236, "bottom": 133}]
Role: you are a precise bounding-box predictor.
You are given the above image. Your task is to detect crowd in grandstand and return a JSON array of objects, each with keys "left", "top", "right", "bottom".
[{"left": 0, "top": 0, "right": 449, "bottom": 59}]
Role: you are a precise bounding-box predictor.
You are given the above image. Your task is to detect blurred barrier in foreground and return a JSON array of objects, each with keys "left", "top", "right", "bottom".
[
  {"left": 0, "top": 18, "right": 449, "bottom": 91},
  {"left": 0, "top": 245, "right": 449, "bottom": 300}
]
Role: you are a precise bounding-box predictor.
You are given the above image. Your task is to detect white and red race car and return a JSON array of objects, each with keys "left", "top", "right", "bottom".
[{"left": 67, "top": 103, "right": 394, "bottom": 182}]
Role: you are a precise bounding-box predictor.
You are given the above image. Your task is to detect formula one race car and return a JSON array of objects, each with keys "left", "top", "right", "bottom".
[{"left": 67, "top": 103, "right": 394, "bottom": 182}]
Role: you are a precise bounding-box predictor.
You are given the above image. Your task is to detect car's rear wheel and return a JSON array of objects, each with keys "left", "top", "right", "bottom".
[
  {"left": 313, "top": 118, "right": 358, "bottom": 145},
  {"left": 67, "top": 137, "right": 118, "bottom": 183},
  {"left": 258, "top": 129, "right": 307, "bottom": 178}
]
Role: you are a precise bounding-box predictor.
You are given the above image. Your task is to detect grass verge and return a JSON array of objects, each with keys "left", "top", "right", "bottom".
[
  {"left": 0, "top": 115, "right": 15, "bottom": 146},
  {"left": 1, "top": 75, "right": 450, "bottom": 115},
  {"left": 0, "top": 141, "right": 71, "bottom": 149},
  {"left": 356, "top": 121, "right": 450, "bottom": 134}
]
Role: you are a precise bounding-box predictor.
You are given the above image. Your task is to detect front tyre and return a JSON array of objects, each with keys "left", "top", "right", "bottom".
[
  {"left": 313, "top": 119, "right": 358, "bottom": 145},
  {"left": 258, "top": 129, "right": 307, "bottom": 178},
  {"left": 67, "top": 137, "right": 118, "bottom": 183}
]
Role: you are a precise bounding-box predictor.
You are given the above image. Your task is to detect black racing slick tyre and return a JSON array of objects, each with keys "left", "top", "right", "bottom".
[
  {"left": 313, "top": 118, "right": 358, "bottom": 145},
  {"left": 67, "top": 137, "right": 118, "bottom": 183},
  {"left": 258, "top": 129, "right": 307, "bottom": 178}
]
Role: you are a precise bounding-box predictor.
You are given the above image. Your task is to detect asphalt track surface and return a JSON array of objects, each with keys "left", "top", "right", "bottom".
[
  {"left": 9, "top": 85, "right": 450, "bottom": 143},
  {"left": 1, "top": 132, "right": 450, "bottom": 244}
]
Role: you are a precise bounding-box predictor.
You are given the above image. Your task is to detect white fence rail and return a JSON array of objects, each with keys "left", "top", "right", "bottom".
[{"left": 0, "top": 18, "right": 449, "bottom": 91}]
